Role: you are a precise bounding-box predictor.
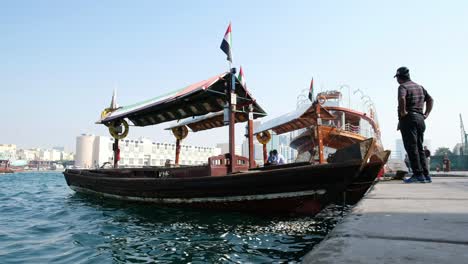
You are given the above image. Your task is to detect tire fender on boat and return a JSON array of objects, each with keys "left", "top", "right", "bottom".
[
  {"left": 172, "top": 126, "right": 189, "bottom": 140},
  {"left": 109, "top": 119, "right": 129, "bottom": 140},
  {"left": 256, "top": 131, "right": 271, "bottom": 145}
]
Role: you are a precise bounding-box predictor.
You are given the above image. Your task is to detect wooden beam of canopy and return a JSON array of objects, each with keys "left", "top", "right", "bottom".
[
  {"left": 165, "top": 111, "right": 263, "bottom": 132},
  {"left": 99, "top": 72, "right": 267, "bottom": 127}
]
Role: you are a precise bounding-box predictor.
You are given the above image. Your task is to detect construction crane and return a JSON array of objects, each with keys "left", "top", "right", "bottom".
[{"left": 460, "top": 114, "right": 468, "bottom": 155}]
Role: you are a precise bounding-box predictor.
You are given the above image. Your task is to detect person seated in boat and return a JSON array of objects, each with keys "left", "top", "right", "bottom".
[
  {"left": 272, "top": 149, "right": 286, "bottom": 165},
  {"left": 265, "top": 150, "right": 277, "bottom": 166}
]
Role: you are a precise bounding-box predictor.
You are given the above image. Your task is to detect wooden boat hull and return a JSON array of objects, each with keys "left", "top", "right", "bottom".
[
  {"left": 64, "top": 160, "right": 363, "bottom": 215},
  {"left": 336, "top": 150, "right": 391, "bottom": 205},
  {"left": 0, "top": 168, "right": 14, "bottom": 174}
]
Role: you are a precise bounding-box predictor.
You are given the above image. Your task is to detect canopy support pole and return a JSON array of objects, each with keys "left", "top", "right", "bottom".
[
  {"left": 248, "top": 104, "right": 255, "bottom": 168},
  {"left": 316, "top": 103, "right": 325, "bottom": 163},
  {"left": 262, "top": 144, "right": 268, "bottom": 164},
  {"left": 113, "top": 138, "right": 119, "bottom": 168},
  {"left": 228, "top": 69, "right": 237, "bottom": 173},
  {"left": 175, "top": 139, "right": 181, "bottom": 166}
]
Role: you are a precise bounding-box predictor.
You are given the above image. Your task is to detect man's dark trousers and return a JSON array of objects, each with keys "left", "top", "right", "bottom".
[{"left": 400, "top": 112, "right": 429, "bottom": 176}]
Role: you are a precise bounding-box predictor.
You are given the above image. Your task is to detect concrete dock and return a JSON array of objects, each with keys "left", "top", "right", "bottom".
[{"left": 303, "top": 174, "right": 468, "bottom": 264}]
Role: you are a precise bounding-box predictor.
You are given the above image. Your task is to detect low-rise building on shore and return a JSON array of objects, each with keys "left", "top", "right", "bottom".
[
  {"left": 1, "top": 144, "right": 74, "bottom": 163},
  {"left": 75, "top": 134, "right": 221, "bottom": 169}
]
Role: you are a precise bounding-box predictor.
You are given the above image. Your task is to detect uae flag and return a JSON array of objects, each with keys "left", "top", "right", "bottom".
[
  {"left": 308, "top": 77, "right": 314, "bottom": 101},
  {"left": 220, "top": 23, "right": 232, "bottom": 62},
  {"left": 238, "top": 66, "right": 247, "bottom": 88}
]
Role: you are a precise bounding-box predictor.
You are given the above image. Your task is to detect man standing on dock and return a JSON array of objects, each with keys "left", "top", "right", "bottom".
[{"left": 395, "top": 67, "right": 434, "bottom": 183}]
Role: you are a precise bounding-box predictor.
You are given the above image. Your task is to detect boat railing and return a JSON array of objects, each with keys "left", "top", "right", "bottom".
[
  {"left": 344, "top": 123, "right": 360, "bottom": 134},
  {"left": 320, "top": 121, "right": 362, "bottom": 135}
]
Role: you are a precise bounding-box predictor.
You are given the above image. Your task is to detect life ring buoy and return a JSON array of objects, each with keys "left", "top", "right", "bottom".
[
  {"left": 256, "top": 131, "right": 271, "bottom": 145},
  {"left": 172, "top": 126, "right": 189, "bottom": 140},
  {"left": 109, "top": 120, "right": 129, "bottom": 140},
  {"left": 317, "top": 95, "right": 327, "bottom": 105},
  {"left": 101, "top": 108, "right": 113, "bottom": 121}
]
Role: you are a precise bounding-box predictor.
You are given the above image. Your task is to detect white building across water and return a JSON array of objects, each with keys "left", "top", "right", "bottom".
[{"left": 75, "top": 134, "right": 221, "bottom": 169}]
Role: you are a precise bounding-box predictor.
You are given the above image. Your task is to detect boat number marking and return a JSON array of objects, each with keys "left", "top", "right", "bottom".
[{"left": 157, "top": 170, "right": 170, "bottom": 178}]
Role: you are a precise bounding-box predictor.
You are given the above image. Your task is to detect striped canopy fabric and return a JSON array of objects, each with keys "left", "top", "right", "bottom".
[{"left": 100, "top": 72, "right": 267, "bottom": 127}]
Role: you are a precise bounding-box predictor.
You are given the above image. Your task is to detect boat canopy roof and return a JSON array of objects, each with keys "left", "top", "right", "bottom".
[
  {"left": 100, "top": 72, "right": 267, "bottom": 127},
  {"left": 166, "top": 110, "right": 256, "bottom": 132},
  {"left": 254, "top": 103, "right": 334, "bottom": 135}
]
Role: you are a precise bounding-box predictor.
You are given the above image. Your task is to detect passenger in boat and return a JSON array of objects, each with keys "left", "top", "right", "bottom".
[
  {"left": 266, "top": 150, "right": 276, "bottom": 165},
  {"left": 395, "top": 66, "right": 434, "bottom": 183},
  {"left": 272, "top": 149, "right": 286, "bottom": 165}
]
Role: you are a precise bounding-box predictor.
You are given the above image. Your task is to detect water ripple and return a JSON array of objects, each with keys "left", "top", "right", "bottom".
[{"left": 0, "top": 172, "right": 348, "bottom": 263}]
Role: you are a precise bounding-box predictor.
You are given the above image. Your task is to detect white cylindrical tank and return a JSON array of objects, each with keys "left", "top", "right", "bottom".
[{"left": 75, "top": 134, "right": 96, "bottom": 168}]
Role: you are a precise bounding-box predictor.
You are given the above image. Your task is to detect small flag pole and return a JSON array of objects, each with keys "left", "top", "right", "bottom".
[
  {"left": 308, "top": 77, "right": 314, "bottom": 102},
  {"left": 220, "top": 22, "right": 237, "bottom": 173}
]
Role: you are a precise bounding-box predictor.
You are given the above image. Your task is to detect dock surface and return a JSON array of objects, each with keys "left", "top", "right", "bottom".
[{"left": 303, "top": 175, "right": 468, "bottom": 264}]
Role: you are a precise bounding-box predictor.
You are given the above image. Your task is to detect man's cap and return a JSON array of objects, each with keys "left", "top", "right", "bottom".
[{"left": 394, "top": 66, "right": 410, "bottom": 78}]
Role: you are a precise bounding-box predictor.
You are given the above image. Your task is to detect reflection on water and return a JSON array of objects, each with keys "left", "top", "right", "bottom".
[{"left": 0, "top": 172, "right": 349, "bottom": 263}]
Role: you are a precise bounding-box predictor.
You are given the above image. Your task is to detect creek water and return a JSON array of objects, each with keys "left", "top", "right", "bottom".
[{"left": 0, "top": 172, "right": 348, "bottom": 263}]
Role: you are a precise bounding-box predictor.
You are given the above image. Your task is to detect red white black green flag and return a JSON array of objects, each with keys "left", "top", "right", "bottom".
[
  {"left": 238, "top": 66, "right": 246, "bottom": 88},
  {"left": 220, "top": 23, "right": 232, "bottom": 62},
  {"left": 308, "top": 77, "right": 314, "bottom": 101}
]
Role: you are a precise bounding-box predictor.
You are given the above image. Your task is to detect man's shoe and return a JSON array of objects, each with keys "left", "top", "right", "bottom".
[
  {"left": 403, "top": 175, "right": 426, "bottom": 183},
  {"left": 424, "top": 175, "right": 432, "bottom": 183}
]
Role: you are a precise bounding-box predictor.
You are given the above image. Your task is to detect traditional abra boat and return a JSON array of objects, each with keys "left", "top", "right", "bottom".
[
  {"left": 64, "top": 71, "right": 380, "bottom": 215},
  {"left": 254, "top": 89, "right": 390, "bottom": 204},
  {"left": 0, "top": 160, "right": 14, "bottom": 174}
]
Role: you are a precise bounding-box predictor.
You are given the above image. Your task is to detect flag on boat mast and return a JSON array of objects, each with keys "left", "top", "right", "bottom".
[
  {"left": 220, "top": 22, "right": 232, "bottom": 63},
  {"left": 110, "top": 88, "right": 118, "bottom": 109},
  {"left": 238, "top": 66, "right": 247, "bottom": 88},
  {"left": 308, "top": 77, "right": 314, "bottom": 101}
]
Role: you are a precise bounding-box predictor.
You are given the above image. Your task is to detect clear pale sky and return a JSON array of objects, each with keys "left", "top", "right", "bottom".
[{"left": 1, "top": 0, "right": 467, "bottom": 152}]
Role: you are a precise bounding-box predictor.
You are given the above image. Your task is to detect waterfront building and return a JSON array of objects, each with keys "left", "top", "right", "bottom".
[
  {"left": 393, "top": 138, "right": 432, "bottom": 160},
  {"left": 241, "top": 139, "right": 264, "bottom": 165},
  {"left": 61, "top": 152, "right": 75, "bottom": 161},
  {"left": 15, "top": 147, "right": 74, "bottom": 162},
  {"left": 215, "top": 143, "right": 241, "bottom": 156},
  {"left": 1, "top": 144, "right": 73, "bottom": 164},
  {"left": 423, "top": 139, "right": 432, "bottom": 153},
  {"left": 239, "top": 121, "right": 297, "bottom": 164},
  {"left": 453, "top": 143, "right": 463, "bottom": 155},
  {"left": 75, "top": 134, "right": 221, "bottom": 169},
  {"left": 16, "top": 148, "right": 39, "bottom": 161},
  {"left": 264, "top": 133, "right": 297, "bottom": 163},
  {"left": 240, "top": 137, "right": 297, "bottom": 165},
  {"left": 0, "top": 144, "right": 17, "bottom": 159},
  {"left": 393, "top": 139, "right": 405, "bottom": 160}
]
